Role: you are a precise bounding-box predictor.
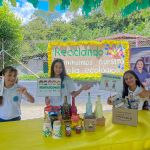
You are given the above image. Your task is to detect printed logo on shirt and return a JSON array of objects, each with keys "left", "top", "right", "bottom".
[{"left": 13, "top": 96, "right": 19, "bottom": 102}]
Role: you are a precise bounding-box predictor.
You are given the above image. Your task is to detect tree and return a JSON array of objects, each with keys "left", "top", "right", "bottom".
[
  {"left": 0, "top": 3, "right": 23, "bottom": 70},
  {"left": 21, "top": 7, "right": 150, "bottom": 58},
  {"left": 21, "top": 16, "right": 49, "bottom": 56}
]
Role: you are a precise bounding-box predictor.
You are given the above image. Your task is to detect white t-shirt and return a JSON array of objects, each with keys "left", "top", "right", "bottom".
[
  {"left": 50, "top": 77, "right": 76, "bottom": 106},
  {"left": 0, "top": 84, "right": 24, "bottom": 120},
  {"left": 128, "top": 86, "right": 145, "bottom": 110}
]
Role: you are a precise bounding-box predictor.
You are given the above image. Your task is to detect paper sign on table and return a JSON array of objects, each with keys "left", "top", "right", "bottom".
[
  {"left": 112, "top": 107, "right": 138, "bottom": 126},
  {"left": 0, "top": 76, "right": 4, "bottom": 96},
  {"left": 99, "top": 73, "right": 123, "bottom": 92},
  {"left": 37, "top": 78, "right": 61, "bottom": 97}
]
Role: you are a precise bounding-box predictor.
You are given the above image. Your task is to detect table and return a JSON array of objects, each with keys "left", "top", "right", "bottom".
[{"left": 0, "top": 111, "right": 150, "bottom": 150}]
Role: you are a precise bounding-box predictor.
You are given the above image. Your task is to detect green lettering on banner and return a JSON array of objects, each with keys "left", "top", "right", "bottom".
[
  {"left": 93, "top": 50, "right": 98, "bottom": 57},
  {"left": 87, "top": 49, "right": 93, "bottom": 56},
  {"left": 99, "top": 49, "right": 104, "bottom": 56},
  {"left": 81, "top": 50, "right": 86, "bottom": 56},
  {"left": 53, "top": 47, "right": 104, "bottom": 57},
  {"left": 61, "top": 50, "right": 66, "bottom": 56},
  {"left": 53, "top": 48, "right": 61, "bottom": 56},
  {"left": 67, "top": 49, "right": 73, "bottom": 56},
  {"left": 74, "top": 48, "right": 80, "bottom": 56}
]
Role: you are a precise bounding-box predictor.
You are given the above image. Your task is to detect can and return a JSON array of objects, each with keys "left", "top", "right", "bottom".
[
  {"left": 76, "top": 126, "right": 81, "bottom": 134},
  {"left": 65, "top": 124, "right": 71, "bottom": 136}
]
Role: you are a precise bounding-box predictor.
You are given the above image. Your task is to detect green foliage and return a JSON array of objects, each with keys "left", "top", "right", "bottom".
[
  {"left": 19, "top": 73, "right": 49, "bottom": 80},
  {"left": 27, "top": 0, "right": 38, "bottom": 8},
  {"left": 0, "top": 3, "right": 23, "bottom": 69},
  {"left": 21, "top": 8, "right": 150, "bottom": 58},
  {"left": 18, "top": 73, "right": 99, "bottom": 81},
  {"left": 21, "top": 17, "right": 49, "bottom": 56},
  {"left": 49, "top": 0, "right": 60, "bottom": 11}
]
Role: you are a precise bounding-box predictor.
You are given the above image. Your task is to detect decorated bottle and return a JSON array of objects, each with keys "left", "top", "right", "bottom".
[
  {"left": 52, "top": 120, "right": 62, "bottom": 139},
  {"left": 42, "top": 110, "right": 52, "bottom": 137},
  {"left": 71, "top": 97, "right": 77, "bottom": 115},
  {"left": 86, "top": 92, "right": 92, "bottom": 116},
  {"left": 95, "top": 95, "right": 103, "bottom": 118},
  {"left": 61, "top": 96, "right": 71, "bottom": 120}
]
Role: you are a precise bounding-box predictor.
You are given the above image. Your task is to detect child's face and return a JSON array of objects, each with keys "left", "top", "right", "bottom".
[
  {"left": 4, "top": 71, "right": 17, "bottom": 87},
  {"left": 54, "top": 62, "right": 63, "bottom": 77},
  {"left": 136, "top": 61, "right": 144, "bottom": 71},
  {"left": 124, "top": 73, "right": 136, "bottom": 87}
]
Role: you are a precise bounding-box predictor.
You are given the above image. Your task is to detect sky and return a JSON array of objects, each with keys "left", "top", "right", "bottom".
[
  {"left": 6, "top": 0, "right": 81, "bottom": 25},
  {"left": 10, "top": 0, "right": 36, "bottom": 24}
]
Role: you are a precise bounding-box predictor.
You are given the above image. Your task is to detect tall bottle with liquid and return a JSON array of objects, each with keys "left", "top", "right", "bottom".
[
  {"left": 71, "top": 96, "right": 77, "bottom": 115},
  {"left": 86, "top": 92, "right": 92, "bottom": 116},
  {"left": 62, "top": 96, "right": 71, "bottom": 120},
  {"left": 95, "top": 95, "right": 103, "bottom": 118}
]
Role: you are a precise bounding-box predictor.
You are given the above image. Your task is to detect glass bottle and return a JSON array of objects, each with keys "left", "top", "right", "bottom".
[
  {"left": 71, "top": 96, "right": 77, "bottom": 115},
  {"left": 86, "top": 92, "right": 92, "bottom": 116},
  {"left": 95, "top": 95, "right": 103, "bottom": 118},
  {"left": 62, "top": 96, "right": 71, "bottom": 120}
]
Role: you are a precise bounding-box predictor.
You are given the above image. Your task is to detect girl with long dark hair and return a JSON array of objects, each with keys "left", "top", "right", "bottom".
[
  {"left": 108, "top": 70, "right": 150, "bottom": 110},
  {"left": 46, "top": 58, "right": 91, "bottom": 106}
]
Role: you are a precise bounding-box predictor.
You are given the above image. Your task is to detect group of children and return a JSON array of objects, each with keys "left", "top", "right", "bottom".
[
  {"left": 0, "top": 59, "right": 150, "bottom": 122},
  {"left": 0, "top": 59, "right": 90, "bottom": 122}
]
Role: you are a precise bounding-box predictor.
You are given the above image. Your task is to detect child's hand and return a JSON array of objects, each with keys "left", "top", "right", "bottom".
[
  {"left": 17, "top": 87, "right": 34, "bottom": 103},
  {"left": 17, "top": 87, "right": 28, "bottom": 95},
  {"left": 81, "top": 84, "right": 92, "bottom": 91},
  {"left": 138, "top": 90, "right": 150, "bottom": 98}
]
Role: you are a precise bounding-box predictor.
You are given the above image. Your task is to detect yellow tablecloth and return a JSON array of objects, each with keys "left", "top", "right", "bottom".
[{"left": 0, "top": 111, "right": 150, "bottom": 150}]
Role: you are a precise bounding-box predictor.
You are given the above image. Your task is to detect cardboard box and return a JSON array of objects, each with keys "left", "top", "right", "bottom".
[
  {"left": 112, "top": 107, "right": 138, "bottom": 127},
  {"left": 96, "top": 117, "right": 105, "bottom": 126},
  {"left": 84, "top": 114, "right": 96, "bottom": 132}
]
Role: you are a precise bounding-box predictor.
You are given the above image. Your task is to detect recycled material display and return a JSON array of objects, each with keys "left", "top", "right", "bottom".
[
  {"left": 37, "top": 78, "right": 61, "bottom": 97},
  {"left": 43, "top": 92, "right": 105, "bottom": 137},
  {"left": 0, "top": 111, "right": 150, "bottom": 150}
]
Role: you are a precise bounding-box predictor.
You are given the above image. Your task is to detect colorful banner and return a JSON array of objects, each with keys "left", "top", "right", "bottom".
[
  {"left": 37, "top": 78, "right": 61, "bottom": 97},
  {"left": 48, "top": 40, "right": 130, "bottom": 79}
]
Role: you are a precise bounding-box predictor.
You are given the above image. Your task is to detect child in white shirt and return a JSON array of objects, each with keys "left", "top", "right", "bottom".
[
  {"left": 46, "top": 58, "right": 91, "bottom": 106},
  {"left": 0, "top": 66, "right": 34, "bottom": 122},
  {"left": 107, "top": 70, "right": 150, "bottom": 110}
]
